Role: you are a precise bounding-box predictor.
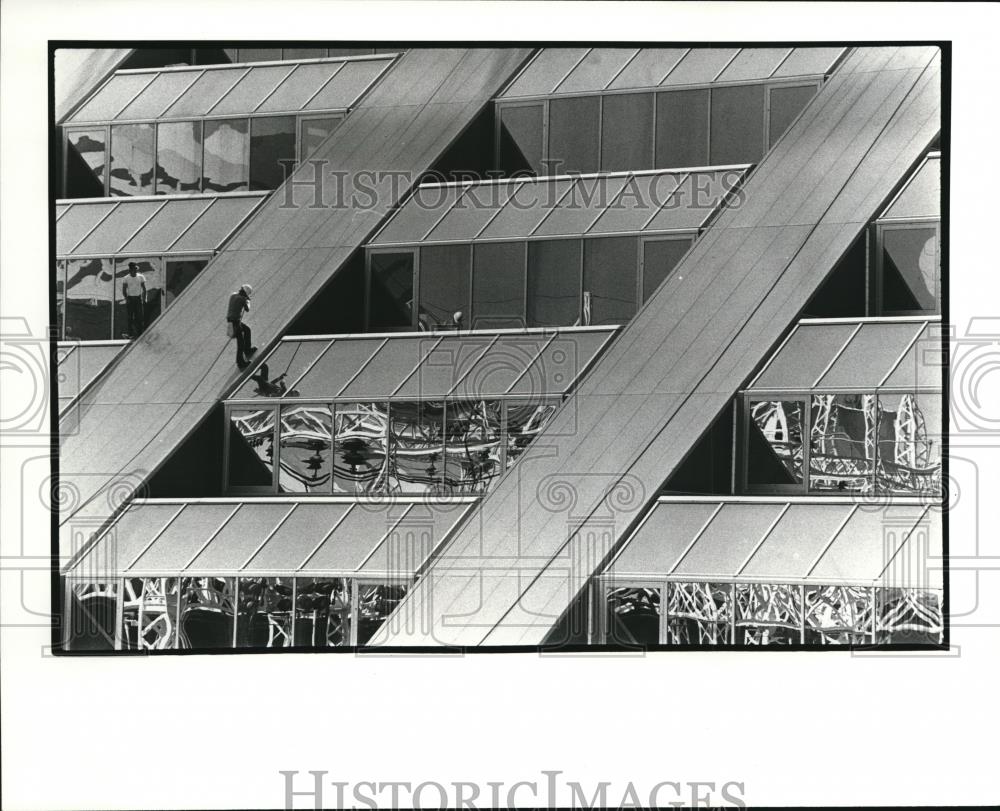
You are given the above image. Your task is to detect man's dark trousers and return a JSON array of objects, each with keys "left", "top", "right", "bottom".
[{"left": 126, "top": 296, "right": 144, "bottom": 336}]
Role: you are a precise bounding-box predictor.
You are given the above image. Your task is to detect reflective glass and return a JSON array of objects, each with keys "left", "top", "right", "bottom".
[
  {"left": 156, "top": 121, "right": 202, "bottom": 194},
  {"left": 443, "top": 400, "right": 502, "bottom": 494},
  {"left": 55, "top": 260, "right": 66, "bottom": 339},
  {"left": 228, "top": 406, "right": 276, "bottom": 489},
  {"left": 164, "top": 259, "right": 208, "bottom": 307},
  {"left": 809, "top": 394, "right": 876, "bottom": 493},
  {"left": 64, "top": 258, "right": 113, "bottom": 340},
  {"left": 249, "top": 115, "right": 296, "bottom": 191},
  {"left": 746, "top": 399, "right": 805, "bottom": 488},
  {"left": 665, "top": 581, "right": 733, "bottom": 645},
  {"left": 583, "top": 236, "right": 638, "bottom": 325},
  {"left": 294, "top": 577, "right": 350, "bottom": 647},
  {"left": 114, "top": 257, "right": 162, "bottom": 337},
  {"left": 876, "top": 393, "right": 942, "bottom": 495},
  {"left": 235, "top": 577, "right": 294, "bottom": 648},
  {"left": 710, "top": 84, "right": 766, "bottom": 165},
  {"left": 548, "top": 95, "right": 600, "bottom": 174},
  {"left": 803, "top": 584, "right": 873, "bottom": 645},
  {"left": 388, "top": 401, "right": 445, "bottom": 493},
  {"left": 605, "top": 586, "right": 660, "bottom": 646},
  {"left": 333, "top": 401, "right": 389, "bottom": 494},
  {"left": 66, "top": 582, "right": 117, "bottom": 651},
  {"left": 109, "top": 123, "right": 155, "bottom": 196},
  {"left": 472, "top": 241, "right": 525, "bottom": 329},
  {"left": 768, "top": 84, "right": 817, "bottom": 149},
  {"left": 278, "top": 403, "right": 333, "bottom": 494},
  {"left": 356, "top": 583, "right": 409, "bottom": 645},
  {"left": 202, "top": 118, "right": 249, "bottom": 192},
  {"left": 734, "top": 582, "right": 802, "bottom": 646},
  {"left": 179, "top": 577, "right": 235, "bottom": 649},
  {"left": 641, "top": 238, "right": 691, "bottom": 302},
  {"left": 418, "top": 244, "right": 470, "bottom": 329},
  {"left": 505, "top": 401, "right": 558, "bottom": 468},
  {"left": 300, "top": 115, "right": 343, "bottom": 161},
  {"left": 498, "top": 104, "right": 543, "bottom": 175},
  {"left": 655, "top": 89, "right": 709, "bottom": 169},
  {"left": 526, "top": 239, "right": 582, "bottom": 327},
  {"left": 601, "top": 92, "right": 654, "bottom": 172},
  {"left": 66, "top": 129, "right": 106, "bottom": 197},
  {"left": 880, "top": 227, "right": 938, "bottom": 313},
  {"left": 120, "top": 577, "right": 180, "bottom": 650}
]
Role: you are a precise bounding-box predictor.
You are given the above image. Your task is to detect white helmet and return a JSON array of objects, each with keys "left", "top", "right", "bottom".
[{"left": 240, "top": 284, "right": 253, "bottom": 298}]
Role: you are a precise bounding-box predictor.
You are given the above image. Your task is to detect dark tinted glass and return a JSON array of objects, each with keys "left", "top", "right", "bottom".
[
  {"left": 548, "top": 96, "right": 600, "bottom": 174},
  {"left": 881, "top": 227, "right": 938, "bottom": 313},
  {"left": 66, "top": 129, "right": 106, "bottom": 197},
  {"left": 472, "top": 241, "right": 526, "bottom": 329},
  {"left": 156, "top": 121, "right": 202, "bottom": 194},
  {"left": 642, "top": 238, "right": 692, "bottom": 302},
  {"left": 228, "top": 406, "right": 276, "bottom": 489},
  {"left": 164, "top": 259, "right": 208, "bottom": 307},
  {"left": 419, "top": 244, "right": 470, "bottom": 328},
  {"left": 369, "top": 252, "right": 415, "bottom": 330},
  {"left": 655, "top": 89, "right": 709, "bottom": 168},
  {"left": 601, "top": 92, "right": 654, "bottom": 172},
  {"left": 583, "top": 237, "right": 638, "bottom": 325},
  {"left": 526, "top": 240, "right": 582, "bottom": 327},
  {"left": 203, "top": 118, "right": 249, "bottom": 192},
  {"left": 768, "top": 84, "right": 817, "bottom": 149},
  {"left": 249, "top": 115, "right": 296, "bottom": 191},
  {"left": 65, "top": 259, "right": 113, "bottom": 340},
  {"left": 498, "top": 104, "right": 543, "bottom": 175},
  {"left": 746, "top": 399, "right": 805, "bottom": 488},
  {"left": 710, "top": 84, "right": 765, "bottom": 165},
  {"left": 109, "top": 123, "right": 155, "bottom": 196}
]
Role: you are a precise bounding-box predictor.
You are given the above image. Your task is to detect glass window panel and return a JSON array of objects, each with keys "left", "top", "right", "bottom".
[
  {"left": 746, "top": 399, "right": 805, "bottom": 488},
  {"left": 155, "top": 121, "right": 203, "bottom": 194},
  {"left": 121, "top": 577, "right": 180, "bottom": 650},
  {"left": 773, "top": 47, "right": 845, "bottom": 79},
  {"left": 164, "top": 258, "right": 208, "bottom": 308},
  {"left": 665, "top": 581, "right": 733, "bottom": 645},
  {"left": 875, "top": 587, "right": 943, "bottom": 645},
  {"left": 375, "top": 184, "right": 465, "bottom": 245},
  {"left": 425, "top": 183, "right": 515, "bottom": 242},
  {"left": 122, "top": 199, "right": 209, "bottom": 254},
  {"left": 395, "top": 337, "right": 495, "bottom": 400},
  {"left": 237, "top": 49, "right": 282, "bottom": 63},
  {"left": 809, "top": 394, "right": 877, "bottom": 493},
  {"left": 179, "top": 577, "right": 235, "bottom": 649},
  {"left": 674, "top": 504, "right": 787, "bottom": 578},
  {"left": 329, "top": 48, "right": 377, "bottom": 57},
  {"left": 510, "top": 330, "right": 611, "bottom": 396},
  {"left": 202, "top": 118, "right": 249, "bottom": 192},
  {"left": 279, "top": 404, "right": 333, "bottom": 493},
  {"left": 294, "top": 577, "right": 350, "bottom": 647},
  {"left": 645, "top": 169, "right": 740, "bottom": 232},
  {"left": 443, "top": 400, "right": 502, "bottom": 494},
  {"left": 70, "top": 73, "right": 155, "bottom": 122},
  {"left": 605, "top": 586, "right": 661, "bottom": 646},
  {"left": 655, "top": 89, "right": 709, "bottom": 169},
  {"left": 601, "top": 92, "right": 654, "bottom": 172},
  {"left": 284, "top": 48, "right": 329, "bottom": 60},
  {"left": 163, "top": 68, "right": 246, "bottom": 118},
  {"left": 449, "top": 337, "right": 549, "bottom": 400},
  {"left": 211, "top": 65, "right": 294, "bottom": 114},
  {"left": 716, "top": 48, "right": 791, "bottom": 82},
  {"left": 57, "top": 202, "right": 115, "bottom": 255},
  {"left": 249, "top": 115, "right": 296, "bottom": 191},
  {"left": 503, "top": 48, "right": 589, "bottom": 97},
  {"left": 257, "top": 63, "right": 341, "bottom": 113},
  {"left": 73, "top": 200, "right": 162, "bottom": 256},
  {"left": 247, "top": 504, "right": 351, "bottom": 571},
  {"left": 170, "top": 194, "right": 260, "bottom": 252},
  {"left": 64, "top": 259, "right": 113, "bottom": 340},
  {"left": 109, "top": 123, "right": 155, "bottom": 196},
  {"left": 609, "top": 48, "right": 687, "bottom": 90},
  {"left": 557, "top": 49, "right": 638, "bottom": 93},
  {"left": 118, "top": 70, "right": 200, "bottom": 120},
  {"left": 505, "top": 401, "right": 558, "bottom": 468},
  {"left": 588, "top": 173, "right": 681, "bottom": 235},
  {"left": 418, "top": 244, "right": 470, "bottom": 329},
  {"left": 583, "top": 236, "right": 638, "bottom": 326},
  {"left": 734, "top": 582, "right": 802, "bottom": 646},
  {"left": 479, "top": 178, "right": 575, "bottom": 241},
  {"left": 235, "top": 577, "right": 294, "bottom": 648},
  {"left": 660, "top": 48, "right": 739, "bottom": 86},
  {"left": 876, "top": 393, "right": 942, "bottom": 495},
  {"left": 498, "top": 104, "right": 543, "bottom": 175},
  {"left": 300, "top": 115, "right": 344, "bottom": 161},
  {"left": 305, "top": 505, "right": 398, "bottom": 573},
  {"left": 132, "top": 505, "right": 236, "bottom": 572},
  {"left": 187, "top": 503, "right": 291, "bottom": 571},
  {"left": 357, "top": 583, "right": 409, "bottom": 645},
  {"left": 65, "top": 129, "right": 106, "bottom": 197},
  {"left": 472, "top": 241, "right": 525, "bottom": 329},
  {"left": 819, "top": 322, "right": 925, "bottom": 389},
  {"left": 880, "top": 227, "right": 939, "bottom": 314},
  {"left": 333, "top": 401, "right": 389, "bottom": 494},
  {"left": 526, "top": 239, "right": 582, "bottom": 327},
  {"left": 768, "top": 84, "right": 817, "bottom": 149},
  {"left": 388, "top": 401, "right": 445, "bottom": 493},
  {"left": 294, "top": 338, "right": 383, "bottom": 399},
  {"left": 228, "top": 405, "right": 276, "bottom": 489},
  {"left": 67, "top": 582, "right": 118, "bottom": 651},
  {"left": 642, "top": 238, "right": 691, "bottom": 302},
  {"left": 304, "top": 59, "right": 389, "bottom": 110},
  {"left": 710, "top": 84, "right": 765, "bottom": 165},
  {"left": 535, "top": 175, "right": 631, "bottom": 238},
  {"left": 340, "top": 337, "right": 432, "bottom": 399},
  {"left": 369, "top": 251, "right": 415, "bottom": 330},
  {"left": 56, "top": 260, "right": 66, "bottom": 339},
  {"left": 114, "top": 257, "right": 162, "bottom": 337},
  {"left": 234, "top": 339, "right": 326, "bottom": 399},
  {"left": 548, "top": 95, "right": 600, "bottom": 175},
  {"left": 752, "top": 323, "right": 856, "bottom": 390},
  {"left": 741, "top": 504, "right": 854, "bottom": 581}
]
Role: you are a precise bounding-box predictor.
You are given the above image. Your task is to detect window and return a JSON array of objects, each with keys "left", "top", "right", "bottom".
[
  {"left": 356, "top": 583, "right": 409, "bottom": 645},
  {"left": 202, "top": 118, "right": 249, "bottom": 192},
  {"left": 65, "top": 129, "right": 106, "bottom": 198},
  {"left": 548, "top": 96, "right": 600, "bottom": 174},
  {"left": 278, "top": 404, "right": 333, "bottom": 493},
  {"left": 64, "top": 258, "right": 113, "bottom": 340},
  {"left": 876, "top": 392, "right": 942, "bottom": 495},
  {"left": 710, "top": 84, "right": 766, "bottom": 165},
  {"left": 745, "top": 398, "right": 806, "bottom": 491},
  {"left": 498, "top": 103, "right": 543, "bottom": 175},
  {"left": 249, "top": 115, "right": 296, "bottom": 191},
  {"left": 156, "top": 121, "right": 202, "bottom": 194},
  {"left": 809, "top": 394, "right": 876, "bottom": 493},
  {"left": 472, "top": 241, "right": 525, "bottom": 329},
  {"left": 605, "top": 585, "right": 661, "bottom": 646},
  {"left": 299, "top": 115, "right": 344, "bottom": 162},
  {"left": 55, "top": 260, "right": 66, "bottom": 339},
  {"left": 294, "top": 578, "right": 350, "bottom": 647},
  {"left": 419, "top": 244, "right": 470, "bottom": 329},
  {"left": 768, "top": 83, "right": 817, "bottom": 149},
  {"left": 228, "top": 405, "right": 277, "bottom": 490},
  {"left": 369, "top": 251, "right": 415, "bottom": 330},
  {"left": 388, "top": 401, "right": 445, "bottom": 492},
  {"left": 526, "top": 239, "right": 581, "bottom": 327},
  {"left": 333, "top": 401, "right": 388, "bottom": 494},
  {"left": 66, "top": 582, "right": 117, "bottom": 651},
  {"left": 109, "top": 123, "right": 155, "bottom": 196},
  {"left": 505, "top": 401, "right": 558, "bottom": 468},
  {"left": 583, "top": 237, "right": 638, "bottom": 325},
  {"left": 601, "top": 92, "right": 654, "bottom": 172},
  {"left": 164, "top": 258, "right": 208, "bottom": 307},
  {"left": 113, "top": 257, "right": 162, "bottom": 337},
  {"left": 877, "top": 224, "right": 939, "bottom": 314},
  {"left": 641, "top": 237, "right": 691, "bottom": 303},
  {"left": 179, "top": 577, "right": 236, "bottom": 649},
  {"left": 443, "top": 400, "right": 502, "bottom": 494},
  {"left": 236, "top": 577, "right": 293, "bottom": 648},
  {"left": 655, "top": 89, "right": 709, "bottom": 169}
]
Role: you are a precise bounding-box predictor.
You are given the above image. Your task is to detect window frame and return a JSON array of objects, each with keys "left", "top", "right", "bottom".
[
  {"left": 493, "top": 99, "right": 548, "bottom": 175},
  {"left": 741, "top": 392, "right": 811, "bottom": 495},
  {"left": 638, "top": 233, "right": 695, "bottom": 306},
  {"left": 224, "top": 401, "right": 281, "bottom": 495},
  {"left": 297, "top": 112, "right": 346, "bottom": 164},
  {"left": 873, "top": 219, "right": 941, "bottom": 317},
  {"left": 365, "top": 246, "right": 420, "bottom": 331},
  {"left": 763, "top": 78, "right": 821, "bottom": 151}
]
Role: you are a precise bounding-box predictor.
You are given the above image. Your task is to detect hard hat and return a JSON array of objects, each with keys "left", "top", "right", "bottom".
[{"left": 241, "top": 284, "right": 253, "bottom": 298}]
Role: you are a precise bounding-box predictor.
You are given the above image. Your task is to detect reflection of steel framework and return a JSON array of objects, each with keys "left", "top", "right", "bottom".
[
  {"left": 804, "top": 584, "right": 873, "bottom": 645},
  {"left": 735, "top": 583, "right": 801, "bottom": 645},
  {"left": 751, "top": 400, "right": 803, "bottom": 481},
  {"left": 876, "top": 587, "right": 942, "bottom": 643},
  {"left": 122, "top": 577, "right": 179, "bottom": 650},
  {"left": 666, "top": 582, "right": 731, "bottom": 645},
  {"left": 810, "top": 394, "right": 876, "bottom": 491},
  {"left": 882, "top": 395, "right": 939, "bottom": 493}
]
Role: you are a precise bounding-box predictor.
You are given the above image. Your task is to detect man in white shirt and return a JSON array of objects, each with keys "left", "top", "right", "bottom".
[{"left": 121, "top": 262, "right": 147, "bottom": 337}]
